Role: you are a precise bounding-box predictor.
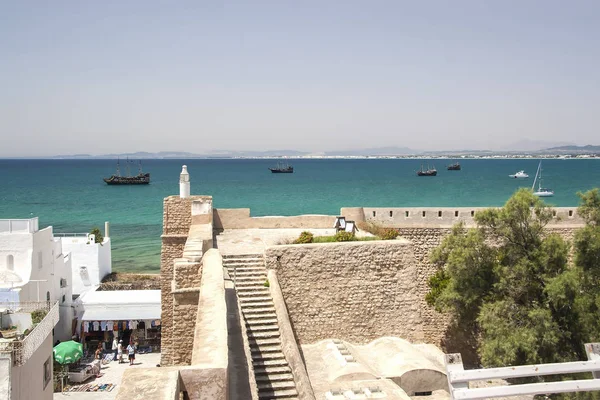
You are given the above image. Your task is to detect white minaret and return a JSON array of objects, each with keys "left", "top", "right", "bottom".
[{"left": 180, "top": 165, "right": 190, "bottom": 198}]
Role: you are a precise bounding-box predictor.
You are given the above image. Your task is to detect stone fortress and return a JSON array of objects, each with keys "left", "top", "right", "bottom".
[{"left": 116, "top": 167, "right": 587, "bottom": 400}]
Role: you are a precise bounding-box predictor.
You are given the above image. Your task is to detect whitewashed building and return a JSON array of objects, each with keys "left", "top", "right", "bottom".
[
  {"left": 58, "top": 223, "right": 112, "bottom": 296},
  {"left": 0, "top": 218, "right": 73, "bottom": 341},
  {"left": 0, "top": 301, "right": 59, "bottom": 400}
]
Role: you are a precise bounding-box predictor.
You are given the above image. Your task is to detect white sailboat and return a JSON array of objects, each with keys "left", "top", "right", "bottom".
[{"left": 532, "top": 161, "right": 554, "bottom": 197}]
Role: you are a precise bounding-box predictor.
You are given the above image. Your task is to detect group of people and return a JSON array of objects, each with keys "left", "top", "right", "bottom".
[{"left": 96, "top": 337, "right": 137, "bottom": 366}]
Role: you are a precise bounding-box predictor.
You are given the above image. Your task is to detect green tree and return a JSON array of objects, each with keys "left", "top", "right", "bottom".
[
  {"left": 427, "top": 189, "right": 585, "bottom": 368},
  {"left": 573, "top": 189, "right": 600, "bottom": 343},
  {"left": 90, "top": 227, "right": 104, "bottom": 244}
]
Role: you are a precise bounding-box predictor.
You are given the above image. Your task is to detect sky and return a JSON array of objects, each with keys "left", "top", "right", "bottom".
[{"left": 1, "top": 1, "right": 599, "bottom": 156}]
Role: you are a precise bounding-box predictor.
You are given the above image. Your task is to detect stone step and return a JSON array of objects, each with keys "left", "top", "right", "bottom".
[
  {"left": 253, "top": 366, "right": 292, "bottom": 376},
  {"left": 255, "top": 372, "right": 294, "bottom": 383},
  {"left": 235, "top": 280, "right": 268, "bottom": 287},
  {"left": 253, "top": 358, "right": 289, "bottom": 368},
  {"left": 237, "top": 290, "right": 271, "bottom": 297},
  {"left": 240, "top": 301, "right": 274, "bottom": 309},
  {"left": 246, "top": 318, "right": 279, "bottom": 326},
  {"left": 232, "top": 271, "right": 268, "bottom": 277},
  {"left": 246, "top": 324, "right": 279, "bottom": 332},
  {"left": 222, "top": 254, "right": 263, "bottom": 259},
  {"left": 244, "top": 312, "right": 277, "bottom": 320},
  {"left": 250, "top": 345, "right": 282, "bottom": 354},
  {"left": 240, "top": 296, "right": 273, "bottom": 307},
  {"left": 257, "top": 388, "right": 298, "bottom": 399},
  {"left": 248, "top": 331, "right": 280, "bottom": 340},
  {"left": 251, "top": 353, "right": 287, "bottom": 363},
  {"left": 236, "top": 285, "right": 269, "bottom": 292},
  {"left": 252, "top": 352, "right": 286, "bottom": 360},
  {"left": 243, "top": 307, "right": 275, "bottom": 315},
  {"left": 224, "top": 260, "right": 265, "bottom": 266},
  {"left": 249, "top": 337, "right": 281, "bottom": 346},
  {"left": 257, "top": 381, "right": 297, "bottom": 391}
]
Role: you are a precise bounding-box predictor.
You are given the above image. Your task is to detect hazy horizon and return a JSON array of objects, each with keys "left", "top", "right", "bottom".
[{"left": 2, "top": 1, "right": 599, "bottom": 157}]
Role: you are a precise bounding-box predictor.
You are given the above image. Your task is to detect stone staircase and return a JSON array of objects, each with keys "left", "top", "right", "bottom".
[{"left": 223, "top": 254, "right": 299, "bottom": 400}]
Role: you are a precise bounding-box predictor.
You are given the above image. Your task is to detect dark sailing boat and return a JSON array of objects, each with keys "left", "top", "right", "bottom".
[
  {"left": 417, "top": 163, "right": 437, "bottom": 176},
  {"left": 103, "top": 159, "right": 150, "bottom": 185},
  {"left": 447, "top": 162, "right": 461, "bottom": 170},
  {"left": 269, "top": 161, "right": 294, "bottom": 173}
]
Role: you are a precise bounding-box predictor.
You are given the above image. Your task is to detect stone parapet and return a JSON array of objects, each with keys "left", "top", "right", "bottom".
[
  {"left": 191, "top": 249, "right": 227, "bottom": 368},
  {"left": 268, "top": 270, "right": 316, "bottom": 400},
  {"left": 213, "top": 208, "right": 335, "bottom": 230}
]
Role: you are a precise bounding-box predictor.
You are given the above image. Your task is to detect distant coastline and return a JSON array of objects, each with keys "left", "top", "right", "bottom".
[{"left": 3, "top": 145, "right": 600, "bottom": 160}]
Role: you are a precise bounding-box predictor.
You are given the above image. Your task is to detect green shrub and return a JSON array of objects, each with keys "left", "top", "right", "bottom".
[
  {"left": 90, "top": 227, "right": 104, "bottom": 244},
  {"left": 293, "top": 231, "right": 314, "bottom": 244},
  {"left": 263, "top": 279, "right": 270, "bottom": 288},
  {"left": 334, "top": 231, "right": 356, "bottom": 242},
  {"left": 31, "top": 309, "right": 48, "bottom": 324},
  {"left": 381, "top": 229, "right": 399, "bottom": 240}
]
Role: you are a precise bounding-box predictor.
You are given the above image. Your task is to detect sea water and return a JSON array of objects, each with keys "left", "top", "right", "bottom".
[{"left": 1, "top": 158, "right": 598, "bottom": 272}]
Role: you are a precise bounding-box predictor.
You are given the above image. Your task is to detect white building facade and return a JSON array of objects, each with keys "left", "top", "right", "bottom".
[
  {"left": 0, "top": 218, "right": 73, "bottom": 341},
  {"left": 59, "top": 226, "right": 112, "bottom": 296}
]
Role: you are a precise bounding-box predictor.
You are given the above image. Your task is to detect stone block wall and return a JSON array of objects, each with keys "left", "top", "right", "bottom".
[
  {"left": 160, "top": 195, "right": 211, "bottom": 366},
  {"left": 265, "top": 240, "right": 424, "bottom": 344},
  {"left": 266, "top": 225, "right": 585, "bottom": 353}
]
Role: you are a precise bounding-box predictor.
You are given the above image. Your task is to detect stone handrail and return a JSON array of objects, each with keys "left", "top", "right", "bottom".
[
  {"left": 191, "top": 249, "right": 227, "bottom": 367},
  {"left": 268, "top": 270, "right": 316, "bottom": 400}
]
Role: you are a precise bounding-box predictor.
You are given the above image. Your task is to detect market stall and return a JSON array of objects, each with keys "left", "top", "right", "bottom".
[{"left": 75, "top": 290, "right": 161, "bottom": 354}]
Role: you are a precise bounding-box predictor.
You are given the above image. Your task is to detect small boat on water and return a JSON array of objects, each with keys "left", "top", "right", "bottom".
[
  {"left": 509, "top": 170, "right": 529, "bottom": 179},
  {"left": 447, "top": 162, "right": 461, "bottom": 171},
  {"left": 103, "top": 159, "right": 150, "bottom": 185},
  {"left": 532, "top": 161, "right": 554, "bottom": 197},
  {"left": 417, "top": 163, "right": 437, "bottom": 176},
  {"left": 269, "top": 161, "right": 294, "bottom": 173}
]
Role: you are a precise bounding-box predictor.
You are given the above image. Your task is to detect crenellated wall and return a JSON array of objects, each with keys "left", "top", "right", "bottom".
[{"left": 341, "top": 206, "right": 586, "bottom": 228}]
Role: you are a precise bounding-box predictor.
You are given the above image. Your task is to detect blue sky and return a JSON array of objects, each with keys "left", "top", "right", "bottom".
[{"left": 1, "top": 1, "right": 599, "bottom": 156}]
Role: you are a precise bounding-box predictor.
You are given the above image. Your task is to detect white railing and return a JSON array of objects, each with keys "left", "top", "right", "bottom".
[
  {"left": 445, "top": 343, "right": 600, "bottom": 399},
  {"left": 0, "top": 302, "right": 59, "bottom": 366},
  {"left": 0, "top": 301, "right": 52, "bottom": 313},
  {"left": 53, "top": 233, "right": 89, "bottom": 238},
  {"left": 0, "top": 217, "right": 39, "bottom": 233}
]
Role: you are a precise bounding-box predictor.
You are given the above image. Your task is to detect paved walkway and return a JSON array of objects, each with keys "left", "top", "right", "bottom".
[
  {"left": 54, "top": 353, "right": 161, "bottom": 400},
  {"left": 215, "top": 228, "right": 377, "bottom": 255}
]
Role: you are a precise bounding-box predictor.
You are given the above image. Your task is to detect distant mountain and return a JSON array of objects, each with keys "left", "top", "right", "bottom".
[
  {"left": 500, "top": 140, "right": 575, "bottom": 152},
  {"left": 545, "top": 145, "right": 600, "bottom": 152},
  {"left": 49, "top": 150, "right": 310, "bottom": 159},
  {"left": 324, "top": 146, "right": 419, "bottom": 156}
]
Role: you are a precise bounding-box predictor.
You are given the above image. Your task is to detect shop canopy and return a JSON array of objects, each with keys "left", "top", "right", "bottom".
[{"left": 78, "top": 290, "right": 160, "bottom": 321}]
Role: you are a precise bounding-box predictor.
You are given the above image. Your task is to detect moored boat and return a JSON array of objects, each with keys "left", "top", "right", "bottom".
[
  {"left": 103, "top": 159, "right": 150, "bottom": 185},
  {"left": 532, "top": 161, "right": 554, "bottom": 197},
  {"left": 417, "top": 163, "right": 437, "bottom": 176},
  {"left": 447, "top": 162, "right": 461, "bottom": 171},
  {"left": 509, "top": 170, "right": 529, "bottom": 179},
  {"left": 269, "top": 162, "right": 294, "bottom": 173}
]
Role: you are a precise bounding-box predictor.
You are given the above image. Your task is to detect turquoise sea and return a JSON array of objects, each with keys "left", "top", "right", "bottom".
[{"left": 1, "top": 158, "right": 599, "bottom": 273}]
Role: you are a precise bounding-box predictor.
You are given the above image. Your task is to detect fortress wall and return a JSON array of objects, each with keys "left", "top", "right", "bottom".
[
  {"left": 213, "top": 208, "right": 335, "bottom": 230},
  {"left": 160, "top": 196, "right": 211, "bottom": 366},
  {"left": 266, "top": 224, "right": 585, "bottom": 352},
  {"left": 342, "top": 207, "right": 586, "bottom": 228},
  {"left": 265, "top": 240, "right": 425, "bottom": 345}
]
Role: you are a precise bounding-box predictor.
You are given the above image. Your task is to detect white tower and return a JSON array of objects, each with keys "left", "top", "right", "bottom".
[{"left": 180, "top": 165, "right": 190, "bottom": 198}]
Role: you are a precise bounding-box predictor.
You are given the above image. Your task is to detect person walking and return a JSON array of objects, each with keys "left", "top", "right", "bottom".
[
  {"left": 117, "top": 340, "right": 123, "bottom": 364},
  {"left": 112, "top": 337, "right": 118, "bottom": 361},
  {"left": 126, "top": 341, "right": 136, "bottom": 366}
]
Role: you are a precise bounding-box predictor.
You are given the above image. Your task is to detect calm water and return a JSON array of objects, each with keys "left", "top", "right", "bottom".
[{"left": 1, "top": 158, "right": 598, "bottom": 272}]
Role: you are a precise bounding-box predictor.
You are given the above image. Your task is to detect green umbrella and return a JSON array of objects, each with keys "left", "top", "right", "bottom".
[{"left": 53, "top": 341, "right": 83, "bottom": 365}]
